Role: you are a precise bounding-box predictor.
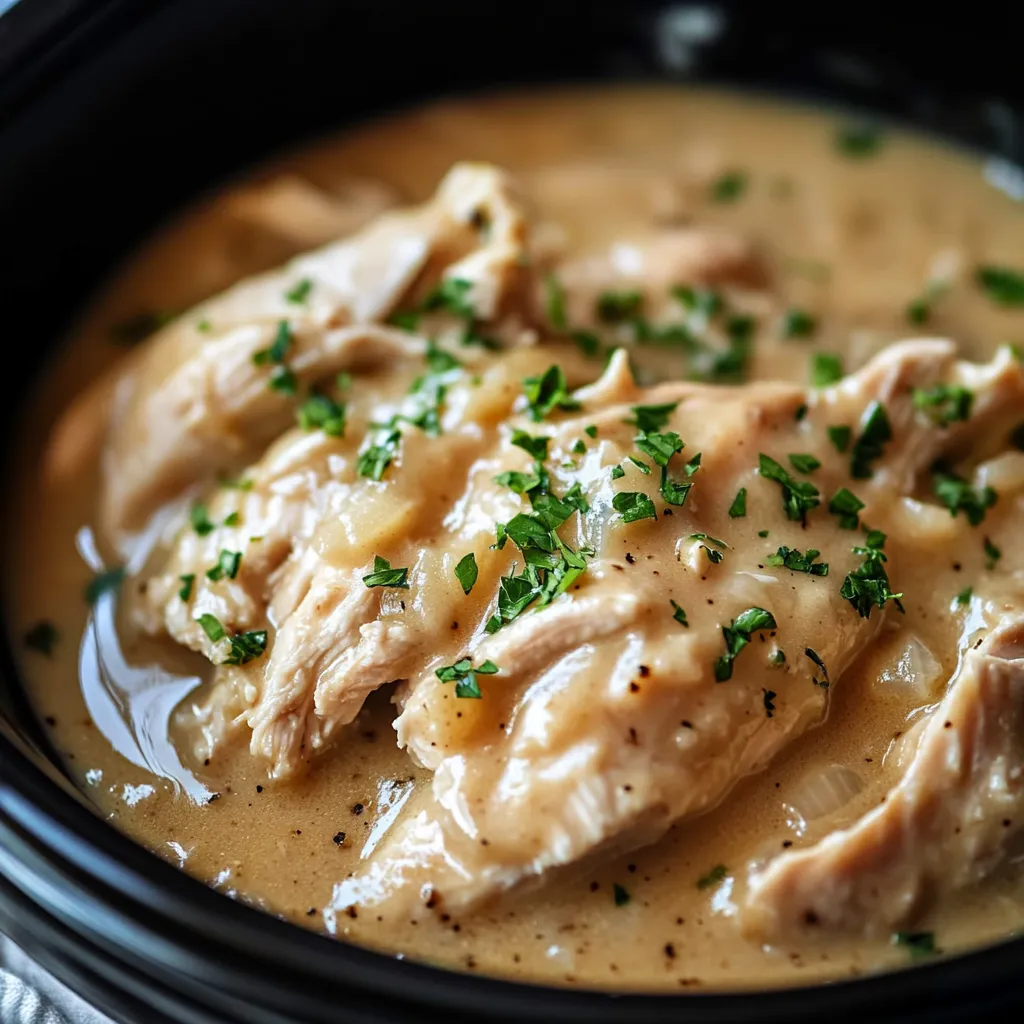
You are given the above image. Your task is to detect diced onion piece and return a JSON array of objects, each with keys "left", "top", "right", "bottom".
[
  {"left": 784, "top": 765, "right": 864, "bottom": 823},
  {"left": 877, "top": 633, "right": 944, "bottom": 698}
]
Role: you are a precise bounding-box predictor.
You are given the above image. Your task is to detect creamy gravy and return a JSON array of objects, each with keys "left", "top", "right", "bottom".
[{"left": 10, "top": 87, "right": 1024, "bottom": 991}]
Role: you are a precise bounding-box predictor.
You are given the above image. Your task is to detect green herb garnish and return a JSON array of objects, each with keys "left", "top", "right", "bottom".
[
  {"left": 811, "top": 352, "right": 843, "bottom": 386},
  {"left": 714, "top": 607, "right": 777, "bottom": 682},
  {"left": 285, "top": 278, "right": 312, "bottom": 304},
  {"left": 206, "top": 549, "right": 242, "bottom": 582},
  {"left": 455, "top": 553, "right": 479, "bottom": 594},
  {"left": 190, "top": 503, "right": 216, "bottom": 536},
  {"left": 781, "top": 308, "right": 817, "bottom": 339},
  {"left": 596, "top": 290, "right": 643, "bottom": 323},
  {"left": 976, "top": 266, "right": 1024, "bottom": 306},
  {"left": 892, "top": 931, "right": 937, "bottom": 958},
  {"left": 984, "top": 536, "right": 1002, "bottom": 569},
  {"left": 178, "top": 574, "right": 195, "bottom": 601},
  {"left": 955, "top": 586, "right": 973, "bottom": 605},
  {"left": 912, "top": 384, "right": 973, "bottom": 426},
  {"left": 836, "top": 124, "right": 883, "bottom": 158},
  {"left": 767, "top": 546, "right": 829, "bottom": 576},
  {"left": 613, "top": 883, "right": 631, "bottom": 906},
  {"left": 670, "top": 600, "right": 688, "bottom": 626},
  {"left": 697, "top": 864, "right": 728, "bottom": 889},
  {"left": 850, "top": 401, "right": 892, "bottom": 479},
  {"left": 711, "top": 171, "right": 747, "bottom": 203},
  {"left": 933, "top": 470, "right": 996, "bottom": 526},
  {"left": 436, "top": 657, "right": 498, "bottom": 699},
  {"left": 828, "top": 487, "right": 865, "bottom": 530},
  {"left": 298, "top": 392, "right": 346, "bottom": 436},
  {"left": 728, "top": 488, "right": 747, "bottom": 518},
  {"left": 613, "top": 491, "right": 657, "bottom": 524},
  {"left": 759, "top": 454, "right": 821, "bottom": 523},
  {"left": 827, "top": 425, "right": 852, "bottom": 453},
  {"left": 788, "top": 453, "right": 821, "bottom": 474},
  {"left": 362, "top": 556, "right": 410, "bottom": 589},
  {"left": 253, "top": 320, "right": 293, "bottom": 366},
  {"left": 544, "top": 273, "right": 567, "bottom": 330},
  {"left": 523, "top": 365, "right": 580, "bottom": 422},
  {"left": 840, "top": 534, "right": 904, "bottom": 619}
]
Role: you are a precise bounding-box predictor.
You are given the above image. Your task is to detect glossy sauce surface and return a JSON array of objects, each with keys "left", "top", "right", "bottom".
[{"left": 11, "top": 87, "right": 1024, "bottom": 991}]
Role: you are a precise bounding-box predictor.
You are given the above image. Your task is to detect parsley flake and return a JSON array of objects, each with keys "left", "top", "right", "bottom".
[
  {"left": 933, "top": 470, "right": 996, "bottom": 526},
  {"left": 697, "top": 864, "right": 728, "bottom": 889},
  {"left": 362, "top": 556, "right": 410, "bottom": 589},
  {"left": 836, "top": 124, "right": 883, "bottom": 158},
  {"left": 190, "top": 503, "right": 216, "bottom": 536},
  {"left": 788, "top": 453, "right": 821, "bottom": 474},
  {"left": 613, "top": 883, "right": 631, "bottom": 906},
  {"left": 178, "top": 574, "right": 195, "bottom": 601},
  {"left": 714, "top": 607, "right": 777, "bottom": 682},
  {"left": 206, "top": 549, "right": 242, "bottom": 582},
  {"left": 523, "top": 365, "right": 580, "bottom": 421},
  {"left": 436, "top": 657, "right": 498, "bottom": 699},
  {"left": 758, "top": 454, "right": 821, "bottom": 522},
  {"left": 976, "top": 266, "right": 1024, "bottom": 306},
  {"left": 195, "top": 616, "right": 269, "bottom": 666},
  {"left": 596, "top": 290, "right": 642, "bottom": 324},
  {"left": 955, "top": 586, "right": 973, "bottom": 605},
  {"left": 455, "top": 553, "right": 479, "bottom": 594},
  {"left": 298, "top": 392, "right": 345, "bottom": 436},
  {"left": 782, "top": 308, "right": 817, "bottom": 339},
  {"left": 850, "top": 401, "right": 892, "bottom": 479},
  {"left": 544, "top": 273, "right": 567, "bottom": 330},
  {"left": 827, "top": 425, "right": 852, "bottom": 453},
  {"left": 710, "top": 171, "right": 747, "bottom": 203},
  {"left": 728, "top": 488, "right": 747, "bottom": 518},
  {"left": 892, "top": 931, "right": 937, "bottom": 958},
  {"left": 613, "top": 491, "right": 657, "bottom": 524},
  {"left": 984, "top": 536, "right": 1002, "bottom": 569},
  {"left": 670, "top": 600, "right": 688, "bottom": 627},
  {"left": 912, "top": 384, "right": 973, "bottom": 426},
  {"left": 626, "top": 402, "right": 679, "bottom": 433},
  {"left": 829, "top": 487, "right": 865, "bottom": 529},
  {"left": 811, "top": 352, "right": 843, "bottom": 386},
  {"left": 285, "top": 278, "right": 312, "bottom": 304},
  {"left": 840, "top": 535, "right": 904, "bottom": 619},
  {"left": 767, "top": 546, "right": 829, "bottom": 576}
]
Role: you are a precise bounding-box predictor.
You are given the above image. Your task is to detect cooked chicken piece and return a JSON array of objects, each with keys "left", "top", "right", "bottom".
[
  {"left": 741, "top": 612, "right": 1024, "bottom": 940},
  {"left": 101, "top": 163, "right": 529, "bottom": 547},
  {"left": 323, "top": 342, "right": 1024, "bottom": 913}
]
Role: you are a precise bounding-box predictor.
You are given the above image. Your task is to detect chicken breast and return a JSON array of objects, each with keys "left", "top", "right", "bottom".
[
  {"left": 101, "top": 163, "right": 530, "bottom": 548},
  {"left": 313, "top": 341, "right": 1024, "bottom": 914},
  {"left": 742, "top": 612, "right": 1024, "bottom": 940}
]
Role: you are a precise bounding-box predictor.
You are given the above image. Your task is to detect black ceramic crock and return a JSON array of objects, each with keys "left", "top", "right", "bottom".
[{"left": 2, "top": 2, "right": 1024, "bottom": 1021}]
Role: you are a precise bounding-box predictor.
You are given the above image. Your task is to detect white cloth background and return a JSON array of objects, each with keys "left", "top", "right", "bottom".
[{"left": 0, "top": 939, "right": 113, "bottom": 1024}]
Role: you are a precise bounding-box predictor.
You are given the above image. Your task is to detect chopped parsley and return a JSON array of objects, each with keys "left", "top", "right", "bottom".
[
  {"left": 219, "top": 475, "right": 254, "bottom": 491},
  {"left": 758, "top": 454, "right": 821, "bottom": 523},
  {"left": 906, "top": 279, "right": 948, "bottom": 325},
  {"left": 613, "top": 883, "right": 631, "bottom": 906},
  {"left": 788, "top": 453, "right": 821, "bottom": 474},
  {"left": 984, "top": 536, "right": 1002, "bottom": 569},
  {"left": 596, "top": 290, "right": 643, "bottom": 324},
  {"left": 196, "top": 613, "right": 225, "bottom": 642},
  {"left": 297, "top": 392, "right": 345, "bottom": 436},
  {"left": 454, "top": 553, "right": 479, "bottom": 594},
  {"left": 610, "top": 465, "right": 626, "bottom": 481},
  {"left": 361, "top": 556, "right": 410, "bottom": 589},
  {"left": 794, "top": 403, "right": 808, "bottom": 422},
  {"left": 495, "top": 469, "right": 543, "bottom": 494},
  {"left": 206, "top": 549, "right": 242, "bottom": 582},
  {"left": 933, "top": 470, "right": 996, "bottom": 526},
  {"left": 24, "top": 621, "right": 58, "bottom": 656},
  {"left": 955, "top": 586, "right": 973, "bottom": 606},
  {"left": 626, "top": 402, "right": 679, "bottom": 433},
  {"left": 223, "top": 512, "right": 240, "bottom": 527},
  {"left": 613, "top": 491, "right": 657, "bottom": 524},
  {"left": 828, "top": 487, "right": 865, "bottom": 530},
  {"left": 544, "top": 273, "right": 567, "bottom": 330},
  {"left": 357, "top": 429, "right": 401, "bottom": 480},
  {"left": 435, "top": 657, "right": 498, "bottom": 699},
  {"left": 728, "top": 488, "right": 747, "bottom": 518},
  {"left": 769, "top": 649, "right": 786, "bottom": 666},
  {"left": 253, "top": 320, "right": 293, "bottom": 366},
  {"left": 697, "top": 864, "right": 728, "bottom": 889},
  {"left": 781, "top": 308, "right": 817, "bottom": 339},
  {"left": 510, "top": 429, "right": 550, "bottom": 461},
  {"left": 805, "top": 647, "right": 830, "bottom": 688},
  {"left": 758, "top": 529, "right": 770, "bottom": 538},
  {"left": 684, "top": 452, "right": 702, "bottom": 476},
  {"left": 194, "top": 614, "right": 266, "bottom": 663},
  {"left": 714, "top": 607, "right": 777, "bottom": 682},
  {"left": 840, "top": 532, "right": 904, "bottom": 619},
  {"left": 976, "top": 265, "right": 1024, "bottom": 306},
  {"left": 913, "top": 384, "right": 973, "bottom": 426},
  {"left": 196, "top": 318, "right": 212, "bottom": 333},
  {"left": 891, "top": 931, "right": 937, "bottom": 958},
  {"left": 178, "top": 574, "right": 195, "bottom": 601},
  {"left": 766, "top": 546, "right": 829, "bottom": 576},
  {"left": 827, "top": 425, "right": 852, "bottom": 453},
  {"left": 388, "top": 310, "right": 420, "bottom": 332},
  {"left": 763, "top": 688, "right": 777, "bottom": 718},
  {"left": 850, "top": 401, "right": 892, "bottom": 479},
  {"left": 670, "top": 600, "right": 688, "bottom": 626},
  {"left": 626, "top": 456, "right": 652, "bottom": 475},
  {"left": 523, "top": 365, "right": 580, "bottom": 421},
  {"left": 190, "top": 503, "right": 216, "bottom": 536},
  {"left": 423, "top": 277, "right": 476, "bottom": 318},
  {"left": 584, "top": 424, "right": 598, "bottom": 438},
  {"left": 572, "top": 439, "right": 586, "bottom": 455},
  {"left": 268, "top": 366, "right": 298, "bottom": 395},
  {"left": 710, "top": 171, "right": 747, "bottom": 203},
  {"left": 284, "top": 277, "right": 312, "bottom": 304},
  {"left": 572, "top": 329, "right": 602, "bottom": 357},
  {"left": 835, "top": 124, "right": 883, "bottom": 158},
  {"left": 635, "top": 430, "right": 684, "bottom": 467},
  {"left": 85, "top": 566, "right": 125, "bottom": 605},
  {"left": 810, "top": 352, "right": 843, "bottom": 386}
]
